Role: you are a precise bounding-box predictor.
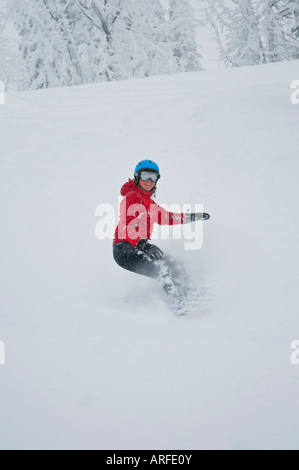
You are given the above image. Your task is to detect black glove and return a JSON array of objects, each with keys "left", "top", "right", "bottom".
[
  {"left": 184, "top": 212, "right": 210, "bottom": 223},
  {"left": 137, "top": 239, "right": 164, "bottom": 260}
]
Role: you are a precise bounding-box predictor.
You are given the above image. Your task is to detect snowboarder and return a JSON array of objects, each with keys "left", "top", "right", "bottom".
[{"left": 113, "top": 160, "right": 210, "bottom": 314}]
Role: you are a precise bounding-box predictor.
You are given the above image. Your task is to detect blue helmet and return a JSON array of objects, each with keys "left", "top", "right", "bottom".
[{"left": 134, "top": 159, "right": 160, "bottom": 175}]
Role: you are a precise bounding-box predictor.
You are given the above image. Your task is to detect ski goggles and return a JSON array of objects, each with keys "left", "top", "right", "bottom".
[{"left": 138, "top": 171, "right": 160, "bottom": 183}]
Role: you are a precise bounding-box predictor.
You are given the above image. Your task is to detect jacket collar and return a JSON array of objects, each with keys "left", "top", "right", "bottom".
[{"left": 121, "top": 179, "right": 155, "bottom": 198}]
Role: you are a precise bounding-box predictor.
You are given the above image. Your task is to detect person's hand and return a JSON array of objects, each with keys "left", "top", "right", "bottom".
[
  {"left": 184, "top": 213, "right": 210, "bottom": 223},
  {"left": 137, "top": 239, "right": 164, "bottom": 260}
]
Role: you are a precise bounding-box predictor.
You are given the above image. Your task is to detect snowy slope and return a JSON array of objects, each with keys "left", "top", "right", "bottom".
[{"left": 0, "top": 61, "right": 299, "bottom": 450}]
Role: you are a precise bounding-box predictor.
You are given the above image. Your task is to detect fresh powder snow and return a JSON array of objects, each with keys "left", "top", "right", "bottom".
[{"left": 0, "top": 61, "right": 299, "bottom": 450}]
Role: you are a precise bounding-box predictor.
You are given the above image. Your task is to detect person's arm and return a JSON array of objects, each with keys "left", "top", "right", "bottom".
[
  {"left": 154, "top": 202, "right": 185, "bottom": 226},
  {"left": 154, "top": 202, "right": 210, "bottom": 225}
]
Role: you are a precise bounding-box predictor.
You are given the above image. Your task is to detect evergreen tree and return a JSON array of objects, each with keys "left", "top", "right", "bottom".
[
  {"left": 0, "top": 9, "right": 16, "bottom": 89},
  {"left": 8, "top": 0, "right": 84, "bottom": 90},
  {"left": 206, "top": 0, "right": 265, "bottom": 67},
  {"left": 259, "top": 0, "right": 299, "bottom": 62},
  {"left": 7, "top": 0, "right": 203, "bottom": 91},
  {"left": 82, "top": 0, "right": 178, "bottom": 79},
  {"left": 110, "top": 0, "right": 178, "bottom": 78},
  {"left": 140, "top": 0, "right": 178, "bottom": 76},
  {"left": 169, "top": 0, "right": 204, "bottom": 72},
  {"left": 207, "top": 0, "right": 299, "bottom": 67},
  {"left": 78, "top": 0, "right": 120, "bottom": 81}
]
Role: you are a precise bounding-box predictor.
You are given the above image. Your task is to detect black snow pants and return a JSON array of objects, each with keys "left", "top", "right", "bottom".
[{"left": 113, "top": 241, "right": 197, "bottom": 310}]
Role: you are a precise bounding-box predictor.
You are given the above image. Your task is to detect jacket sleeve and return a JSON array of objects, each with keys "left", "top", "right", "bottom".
[
  {"left": 118, "top": 192, "right": 149, "bottom": 247},
  {"left": 153, "top": 202, "right": 185, "bottom": 226}
]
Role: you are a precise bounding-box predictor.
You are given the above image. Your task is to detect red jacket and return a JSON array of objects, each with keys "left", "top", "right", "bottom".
[{"left": 113, "top": 179, "right": 185, "bottom": 247}]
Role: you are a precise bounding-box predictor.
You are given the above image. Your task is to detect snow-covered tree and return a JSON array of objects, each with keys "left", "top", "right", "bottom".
[
  {"left": 7, "top": 0, "right": 204, "bottom": 91},
  {"left": 168, "top": 0, "right": 204, "bottom": 72},
  {"left": 82, "top": 0, "right": 178, "bottom": 80},
  {"left": 8, "top": 0, "right": 85, "bottom": 90},
  {"left": 206, "top": 0, "right": 299, "bottom": 67},
  {"left": 77, "top": 0, "right": 121, "bottom": 81},
  {"left": 108, "top": 0, "right": 146, "bottom": 79},
  {"left": 110, "top": 0, "right": 178, "bottom": 78},
  {"left": 259, "top": 0, "right": 299, "bottom": 62},
  {"left": 139, "top": 0, "right": 179, "bottom": 77},
  {"left": 0, "top": 10, "right": 16, "bottom": 89},
  {"left": 288, "top": 0, "right": 299, "bottom": 40},
  {"left": 206, "top": 0, "right": 265, "bottom": 67}
]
